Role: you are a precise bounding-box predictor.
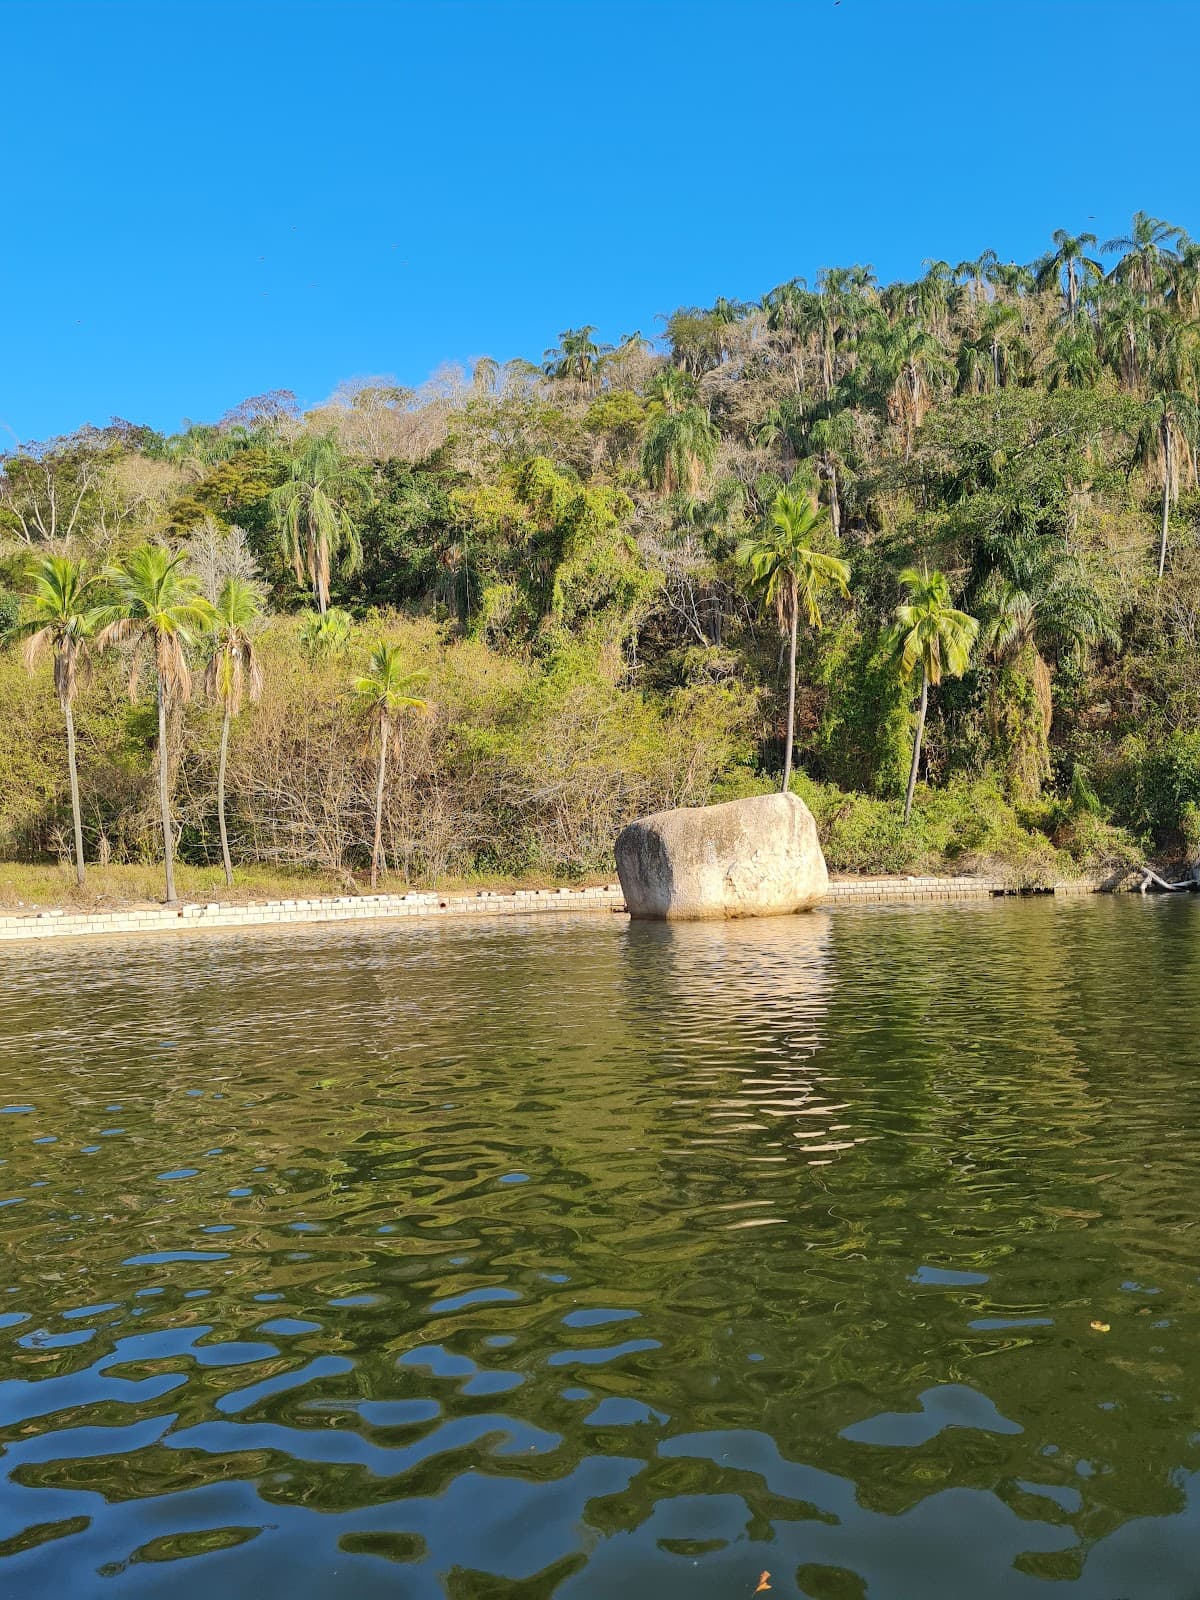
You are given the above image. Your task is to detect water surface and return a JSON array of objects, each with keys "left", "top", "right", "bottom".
[{"left": 1, "top": 897, "right": 1198, "bottom": 1598}]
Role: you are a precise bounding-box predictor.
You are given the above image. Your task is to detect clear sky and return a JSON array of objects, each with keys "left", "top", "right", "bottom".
[{"left": 3, "top": 0, "right": 1198, "bottom": 444}]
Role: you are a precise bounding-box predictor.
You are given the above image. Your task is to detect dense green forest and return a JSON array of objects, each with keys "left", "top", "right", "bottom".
[{"left": 4, "top": 212, "right": 1200, "bottom": 893}]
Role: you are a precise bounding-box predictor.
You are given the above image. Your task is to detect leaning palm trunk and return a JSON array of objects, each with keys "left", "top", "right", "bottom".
[
  {"left": 781, "top": 590, "right": 799, "bottom": 793},
  {"left": 371, "top": 715, "right": 391, "bottom": 890},
  {"left": 217, "top": 707, "right": 233, "bottom": 888},
  {"left": 63, "top": 698, "right": 85, "bottom": 888},
  {"left": 157, "top": 681, "right": 177, "bottom": 904},
  {"left": 903, "top": 668, "right": 929, "bottom": 824}
]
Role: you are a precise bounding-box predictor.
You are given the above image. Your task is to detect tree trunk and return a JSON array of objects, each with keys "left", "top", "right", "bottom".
[
  {"left": 157, "top": 683, "right": 176, "bottom": 904},
  {"left": 1158, "top": 420, "right": 1173, "bottom": 580},
  {"left": 371, "top": 716, "right": 390, "bottom": 890},
  {"left": 780, "top": 594, "right": 799, "bottom": 794},
  {"left": 217, "top": 706, "right": 233, "bottom": 888},
  {"left": 1067, "top": 260, "right": 1077, "bottom": 326},
  {"left": 63, "top": 698, "right": 85, "bottom": 888},
  {"left": 827, "top": 462, "right": 842, "bottom": 539},
  {"left": 903, "top": 669, "right": 929, "bottom": 824}
]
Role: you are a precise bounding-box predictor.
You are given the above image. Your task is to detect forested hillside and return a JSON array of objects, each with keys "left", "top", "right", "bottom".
[{"left": 4, "top": 212, "right": 1199, "bottom": 889}]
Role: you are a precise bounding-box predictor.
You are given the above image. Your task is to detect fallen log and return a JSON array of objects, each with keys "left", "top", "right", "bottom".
[{"left": 1138, "top": 867, "right": 1198, "bottom": 893}]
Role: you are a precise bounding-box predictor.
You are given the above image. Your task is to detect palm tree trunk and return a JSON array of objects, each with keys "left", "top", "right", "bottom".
[
  {"left": 827, "top": 462, "right": 842, "bottom": 539},
  {"left": 781, "top": 596, "right": 799, "bottom": 794},
  {"left": 1158, "top": 421, "right": 1173, "bottom": 580},
  {"left": 903, "top": 669, "right": 929, "bottom": 824},
  {"left": 217, "top": 706, "right": 233, "bottom": 888},
  {"left": 1067, "top": 260, "right": 1077, "bottom": 327},
  {"left": 371, "top": 717, "right": 390, "bottom": 890},
  {"left": 157, "top": 683, "right": 176, "bottom": 904},
  {"left": 63, "top": 698, "right": 85, "bottom": 888}
]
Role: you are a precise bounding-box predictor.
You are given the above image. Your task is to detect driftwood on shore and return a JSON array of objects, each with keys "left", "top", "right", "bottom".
[{"left": 1138, "top": 866, "right": 1200, "bottom": 893}]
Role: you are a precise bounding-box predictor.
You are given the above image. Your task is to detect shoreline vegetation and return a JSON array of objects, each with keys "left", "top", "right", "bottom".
[{"left": 4, "top": 214, "right": 1200, "bottom": 901}]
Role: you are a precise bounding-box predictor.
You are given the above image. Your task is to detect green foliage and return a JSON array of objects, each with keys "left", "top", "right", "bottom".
[
  {"left": 812, "top": 622, "right": 912, "bottom": 796},
  {"left": 8, "top": 210, "right": 1200, "bottom": 883},
  {"left": 1110, "top": 731, "right": 1200, "bottom": 848},
  {"left": 0, "top": 587, "right": 20, "bottom": 643}
]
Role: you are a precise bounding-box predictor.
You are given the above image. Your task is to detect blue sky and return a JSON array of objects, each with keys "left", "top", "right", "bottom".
[{"left": 2, "top": 0, "right": 1198, "bottom": 443}]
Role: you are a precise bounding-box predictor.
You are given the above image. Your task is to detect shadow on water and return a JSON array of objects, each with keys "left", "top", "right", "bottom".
[{"left": 0, "top": 897, "right": 1197, "bottom": 1597}]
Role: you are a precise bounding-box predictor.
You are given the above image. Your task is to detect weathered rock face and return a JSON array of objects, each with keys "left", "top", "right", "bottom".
[{"left": 615, "top": 792, "right": 829, "bottom": 921}]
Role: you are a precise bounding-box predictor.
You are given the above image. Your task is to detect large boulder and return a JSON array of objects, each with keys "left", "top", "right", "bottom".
[{"left": 615, "top": 792, "right": 829, "bottom": 921}]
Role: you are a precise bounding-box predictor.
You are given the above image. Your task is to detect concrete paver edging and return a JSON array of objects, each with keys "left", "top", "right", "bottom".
[{"left": 0, "top": 875, "right": 1101, "bottom": 943}]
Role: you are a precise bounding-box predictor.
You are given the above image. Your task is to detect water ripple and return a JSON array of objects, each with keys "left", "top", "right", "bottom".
[{"left": 0, "top": 898, "right": 1197, "bottom": 1596}]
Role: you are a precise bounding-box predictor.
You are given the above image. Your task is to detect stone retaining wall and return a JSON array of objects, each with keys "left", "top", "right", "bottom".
[
  {"left": 825, "top": 875, "right": 1098, "bottom": 904},
  {"left": 0, "top": 875, "right": 1101, "bottom": 944},
  {"left": 0, "top": 884, "right": 628, "bottom": 943}
]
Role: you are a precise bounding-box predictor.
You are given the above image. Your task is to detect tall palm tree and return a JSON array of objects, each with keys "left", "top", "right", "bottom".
[
  {"left": 958, "top": 303, "right": 1024, "bottom": 394},
  {"left": 736, "top": 489, "right": 850, "bottom": 792},
  {"left": 268, "top": 432, "right": 362, "bottom": 615},
  {"left": 955, "top": 249, "right": 1000, "bottom": 305},
  {"left": 892, "top": 568, "right": 978, "bottom": 823},
  {"left": 641, "top": 404, "right": 719, "bottom": 496},
  {"left": 1095, "top": 279, "right": 1154, "bottom": 390},
  {"left": 1036, "top": 230, "right": 1103, "bottom": 326},
  {"left": 1168, "top": 236, "right": 1200, "bottom": 319},
  {"left": 916, "top": 259, "right": 961, "bottom": 341},
  {"left": 352, "top": 643, "right": 428, "bottom": 890},
  {"left": 1134, "top": 315, "right": 1200, "bottom": 577},
  {"left": 807, "top": 408, "right": 857, "bottom": 537},
  {"left": 16, "top": 555, "right": 102, "bottom": 886},
  {"left": 98, "top": 547, "right": 215, "bottom": 903},
  {"left": 203, "top": 577, "right": 265, "bottom": 888},
  {"left": 1104, "top": 211, "right": 1182, "bottom": 303}
]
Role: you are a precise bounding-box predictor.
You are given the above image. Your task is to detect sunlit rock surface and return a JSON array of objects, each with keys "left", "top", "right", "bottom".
[{"left": 615, "top": 792, "right": 829, "bottom": 920}]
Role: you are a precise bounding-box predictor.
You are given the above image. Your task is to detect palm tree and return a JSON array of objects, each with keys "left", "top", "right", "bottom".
[
  {"left": 299, "top": 606, "right": 353, "bottom": 656},
  {"left": 892, "top": 569, "right": 978, "bottom": 823},
  {"left": 352, "top": 643, "right": 428, "bottom": 890},
  {"left": 955, "top": 249, "right": 1000, "bottom": 305},
  {"left": 736, "top": 489, "right": 850, "bottom": 792},
  {"left": 916, "top": 259, "right": 961, "bottom": 341},
  {"left": 1104, "top": 211, "right": 1182, "bottom": 303},
  {"left": 860, "top": 315, "right": 951, "bottom": 453},
  {"left": 203, "top": 577, "right": 265, "bottom": 887},
  {"left": 1168, "top": 236, "right": 1200, "bottom": 319},
  {"left": 1134, "top": 316, "right": 1200, "bottom": 577},
  {"left": 98, "top": 546, "right": 215, "bottom": 903},
  {"left": 958, "top": 303, "right": 1024, "bottom": 394},
  {"left": 807, "top": 408, "right": 857, "bottom": 537},
  {"left": 542, "top": 326, "right": 609, "bottom": 391},
  {"left": 1036, "top": 230, "right": 1104, "bottom": 326},
  {"left": 641, "top": 404, "right": 719, "bottom": 496},
  {"left": 1045, "top": 326, "right": 1101, "bottom": 390},
  {"left": 1095, "top": 279, "right": 1154, "bottom": 390},
  {"left": 15, "top": 555, "right": 102, "bottom": 887},
  {"left": 979, "top": 545, "right": 1111, "bottom": 796},
  {"left": 268, "top": 432, "right": 362, "bottom": 615}
]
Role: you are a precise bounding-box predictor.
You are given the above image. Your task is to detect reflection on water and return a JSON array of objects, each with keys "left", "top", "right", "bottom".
[{"left": 0, "top": 897, "right": 1198, "bottom": 1597}]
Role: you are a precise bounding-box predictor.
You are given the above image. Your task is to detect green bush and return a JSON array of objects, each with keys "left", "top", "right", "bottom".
[{"left": 1108, "top": 731, "right": 1200, "bottom": 847}]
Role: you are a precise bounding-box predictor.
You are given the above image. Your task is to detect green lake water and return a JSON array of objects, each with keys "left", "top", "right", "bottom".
[{"left": 1, "top": 896, "right": 1198, "bottom": 1598}]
